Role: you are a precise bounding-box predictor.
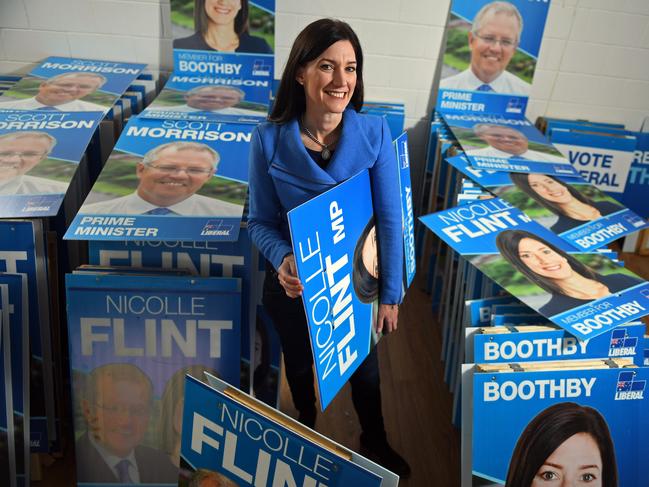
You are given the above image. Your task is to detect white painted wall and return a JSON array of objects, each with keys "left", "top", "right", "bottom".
[{"left": 2, "top": 0, "right": 649, "bottom": 166}]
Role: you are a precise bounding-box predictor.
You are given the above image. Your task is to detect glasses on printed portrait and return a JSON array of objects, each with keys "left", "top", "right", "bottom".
[
  {"left": 92, "top": 402, "right": 150, "bottom": 418},
  {"left": 145, "top": 163, "right": 214, "bottom": 176},
  {"left": 0, "top": 150, "right": 48, "bottom": 165},
  {"left": 473, "top": 33, "right": 517, "bottom": 49}
]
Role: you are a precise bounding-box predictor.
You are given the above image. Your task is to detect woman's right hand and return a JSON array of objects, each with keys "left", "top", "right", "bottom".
[{"left": 278, "top": 254, "right": 303, "bottom": 298}]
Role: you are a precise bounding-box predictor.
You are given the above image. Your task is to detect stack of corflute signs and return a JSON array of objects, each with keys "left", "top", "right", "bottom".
[
  {"left": 58, "top": 1, "right": 411, "bottom": 486},
  {"left": 0, "top": 57, "right": 157, "bottom": 485},
  {"left": 418, "top": 1, "right": 649, "bottom": 486}
]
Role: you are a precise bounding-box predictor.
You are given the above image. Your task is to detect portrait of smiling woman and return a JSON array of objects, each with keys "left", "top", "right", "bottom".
[
  {"left": 506, "top": 402, "right": 618, "bottom": 487},
  {"left": 508, "top": 173, "right": 623, "bottom": 234},
  {"left": 173, "top": 0, "right": 273, "bottom": 54},
  {"left": 247, "top": 18, "right": 409, "bottom": 477},
  {"left": 495, "top": 230, "right": 643, "bottom": 316}
]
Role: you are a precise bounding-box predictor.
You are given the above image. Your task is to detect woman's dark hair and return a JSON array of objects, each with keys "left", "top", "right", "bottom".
[
  {"left": 509, "top": 173, "right": 596, "bottom": 218},
  {"left": 495, "top": 230, "right": 601, "bottom": 296},
  {"left": 269, "top": 18, "right": 364, "bottom": 123},
  {"left": 253, "top": 314, "right": 271, "bottom": 393},
  {"left": 194, "top": 0, "right": 249, "bottom": 38},
  {"left": 352, "top": 217, "right": 378, "bottom": 303},
  {"left": 506, "top": 402, "right": 618, "bottom": 487}
]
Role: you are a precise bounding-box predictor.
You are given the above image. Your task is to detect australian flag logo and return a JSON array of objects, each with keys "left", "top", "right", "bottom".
[
  {"left": 615, "top": 370, "right": 645, "bottom": 400},
  {"left": 608, "top": 328, "right": 638, "bottom": 357}
]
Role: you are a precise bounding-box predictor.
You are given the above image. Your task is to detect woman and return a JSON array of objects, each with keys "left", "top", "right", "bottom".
[
  {"left": 352, "top": 217, "right": 379, "bottom": 304},
  {"left": 509, "top": 173, "right": 622, "bottom": 234},
  {"left": 173, "top": 0, "right": 272, "bottom": 54},
  {"left": 506, "top": 402, "right": 618, "bottom": 486},
  {"left": 495, "top": 230, "right": 642, "bottom": 316},
  {"left": 247, "top": 19, "right": 409, "bottom": 477}
]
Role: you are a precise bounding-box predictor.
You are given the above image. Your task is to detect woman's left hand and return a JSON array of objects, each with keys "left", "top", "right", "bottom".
[{"left": 376, "top": 304, "right": 399, "bottom": 335}]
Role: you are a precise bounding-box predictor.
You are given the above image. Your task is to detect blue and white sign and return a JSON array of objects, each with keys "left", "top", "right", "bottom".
[
  {"left": 420, "top": 200, "right": 649, "bottom": 340},
  {"left": 0, "top": 220, "right": 53, "bottom": 453},
  {"left": 288, "top": 171, "right": 376, "bottom": 409},
  {"left": 464, "top": 296, "right": 520, "bottom": 326},
  {"left": 171, "top": 0, "right": 275, "bottom": 106},
  {"left": 394, "top": 133, "right": 416, "bottom": 289},
  {"left": 65, "top": 118, "right": 253, "bottom": 241},
  {"left": 180, "top": 373, "right": 398, "bottom": 486},
  {"left": 0, "top": 57, "right": 145, "bottom": 115},
  {"left": 622, "top": 132, "right": 649, "bottom": 218},
  {"left": 66, "top": 273, "right": 242, "bottom": 486},
  {"left": 472, "top": 323, "right": 645, "bottom": 364},
  {"left": 472, "top": 367, "right": 649, "bottom": 486},
  {"left": 446, "top": 154, "right": 649, "bottom": 251},
  {"left": 0, "top": 111, "right": 101, "bottom": 217},
  {"left": 437, "top": 0, "right": 550, "bottom": 116},
  {"left": 444, "top": 115, "right": 576, "bottom": 176},
  {"left": 141, "top": 72, "right": 270, "bottom": 124},
  {"left": 551, "top": 128, "right": 637, "bottom": 195}
]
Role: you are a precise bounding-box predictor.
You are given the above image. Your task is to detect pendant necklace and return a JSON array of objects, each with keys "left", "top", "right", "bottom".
[{"left": 301, "top": 123, "right": 336, "bottom": 161}]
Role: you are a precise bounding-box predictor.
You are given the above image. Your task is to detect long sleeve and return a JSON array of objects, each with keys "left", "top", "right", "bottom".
[
  {"left": 247, "top": 126, "right": 293, "bottom": 270},
  {"left": 369, "top": 117, "right": 404, "bottom": 304}
]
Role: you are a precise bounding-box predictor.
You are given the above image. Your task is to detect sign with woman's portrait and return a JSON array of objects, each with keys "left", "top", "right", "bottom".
[
  {"left": 420, "top": 199, "right": 649, "bottom": 341},
  {"left": 446, "top": 154, "right": 649, "bottom": 251}
]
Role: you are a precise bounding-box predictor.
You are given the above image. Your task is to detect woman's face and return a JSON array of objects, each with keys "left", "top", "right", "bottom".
[
  {"left": 518, "top": 238, "right": 572, "bottom": 280},
  {"left": 527, "top": 174, "right": 572, "bottom": 204},
  {"left": 361, "top": 226, "right": 379, "bottom": 279},
  {"left": 204, "top": 0, "right": 241, "bottom": 26},
  {"left": 531, "top": 432, "right": 603, "bottom": 486},
  {"left": 296, "top": 40, "right": 357, "bottom": 116}
]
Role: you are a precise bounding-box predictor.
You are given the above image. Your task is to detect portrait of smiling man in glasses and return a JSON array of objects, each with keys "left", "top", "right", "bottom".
[
  {"left": 440, "top": 1, "right": 531, "bottom": 95},
  {"left": 466, "top": 123, "right": 568, "bottom": 162},
  {"left": 0, "top": 131, "right": 69, "bottom": 195},
  {"left": 76, "top": 363, "right": 178, "bottom": 483},
  {"left": 81, "top": 141, "right": 244, "bottom": 216},
  {"left": 0, "top": 72, "right": 107, "bottom": 112}
]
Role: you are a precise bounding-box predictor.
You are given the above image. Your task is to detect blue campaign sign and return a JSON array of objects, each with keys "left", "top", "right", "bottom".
[
  {"left": 287, "top": 171, "right": 375, "bottom": 410},
  {"left": 394, "top": 133, "right": 416, "bottom": 289},
  {"left": 0, "top": 111, "right": 102, "bottom": 217},
  {"left": 473, "top": 323, "right": 645, "bottom": 364},
  {"left": 171, "top": 0, "right": 275, "bottom": 83},
  {"left": 420, "top": 200, "right": 649, "bottom": 340},
  {"left": 472, "top": 367, "right": 649, "bottom": 486},
  {"left": 141, "top": 72, "right": 270, "bottom": 124},
  {"left": 181, "top": 374, "right": 396, "bottom": 486},
  {"left": 622, "top": 132, "right": 649, "bottom": 218},
  {"left": 437, "top": 0, "right": 550, "bottom": 116},
  {"left": 465, "top": 296, "right": 520, "bottom": 326},
  {"left": 65, "top": 273, "right": 242, "bottom": 487},
  {"left": 0, "top": 221, "right": 54, "bottom": 452},
  {"left": 1, "top": 274, "right": 28, "bottom": 487},
  {"left": 447, "top": 154, "right": 649, "bottom": 251},
  {"left": 550, "top": 128, "right": 638, "bottom": 195},
  {"left": 0, "top": 310, "right": 14, "bottom": 487},
  {"left": 490, "top": 314, "right": 546, "bottom": 327},
  {"left": 87, "top": 231, "right": 255, "bottom": 391},
  {"left": 443, "top": 115, "right": 577, "bottom": 176},
  {"left": 0, "top": 57, "right": 145, "bottom": 114},
  {"left": 65, "top": 118, "right": 253, "bottom": 241}
]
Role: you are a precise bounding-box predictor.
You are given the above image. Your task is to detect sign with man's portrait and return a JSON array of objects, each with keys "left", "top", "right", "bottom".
[
  {"left": 0, "top": 57, "right": 145, "bottom": 115},
  {"left": 436, "top": 0, "right": 550, "bottom": 116},
  {"left": 66, "top": 118, "right": 253, "bottom": 241}
]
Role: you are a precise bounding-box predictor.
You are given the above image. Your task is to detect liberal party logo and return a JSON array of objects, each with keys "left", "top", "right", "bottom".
[
  {"left": 252, "top": 59, "right": 271, "bottom": 77},
  {"left": 623, "top": 213, "right": 645, "bottom": 228},
  {"left": 200, "top": 219, "right": 233, "bottom": 237},
  {"left": 608, "top": 328, "right": 638, "bottom": 357},
  {"left": 615, "top": 370, "right": 645, "bottom": 400},
  {"left": 505, "top": 98, "right": 523, "bottom": 114}
]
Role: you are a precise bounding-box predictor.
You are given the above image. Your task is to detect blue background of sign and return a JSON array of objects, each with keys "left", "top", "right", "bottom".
[
  {"left": 288, "top": 171, "right": 375, "bottom": 409},
  {"left": 180, "top": 376, "right": 383, "bottom": 486},
  {"left": 472, "top": 367, "right": 649, "bottom": 486}
]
